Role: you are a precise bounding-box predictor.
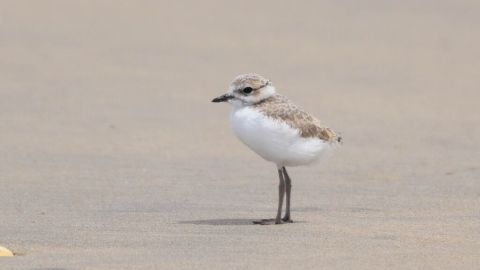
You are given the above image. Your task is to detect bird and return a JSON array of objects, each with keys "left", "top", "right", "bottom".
[{"left": 212, "top": 73, "right": 341, "bottom": 225}]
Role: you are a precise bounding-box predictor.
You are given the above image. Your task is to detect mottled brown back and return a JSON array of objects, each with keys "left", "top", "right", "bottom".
[{"left": 253, "top": 94, "right": 341, "bottom": 143}]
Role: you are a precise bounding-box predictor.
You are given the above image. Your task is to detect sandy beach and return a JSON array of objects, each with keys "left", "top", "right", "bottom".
[{"left": 1, "top": 1, "right": 479, "bottom": 269}]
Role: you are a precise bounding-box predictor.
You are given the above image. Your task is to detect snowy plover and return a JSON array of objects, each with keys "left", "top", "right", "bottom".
[{"left": 212, "top": 73, "right": 342, "bottom": 225}]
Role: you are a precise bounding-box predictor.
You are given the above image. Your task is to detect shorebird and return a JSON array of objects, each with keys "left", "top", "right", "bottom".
[{"left": 212, "top": 73, "right": 341, "bottom": 225}]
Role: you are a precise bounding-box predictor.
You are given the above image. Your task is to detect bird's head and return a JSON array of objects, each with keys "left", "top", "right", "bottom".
[{"left": 212, "top": 73, "right": 276, "bottom": 107}]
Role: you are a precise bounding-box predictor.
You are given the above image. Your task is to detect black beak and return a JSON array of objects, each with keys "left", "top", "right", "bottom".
[{"left": 211, "top": 94, "right": 233, "bottom": 103}]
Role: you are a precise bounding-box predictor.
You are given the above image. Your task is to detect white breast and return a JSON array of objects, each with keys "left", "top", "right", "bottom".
[{"left": 230, "top": 107, "right": 332, "bottom": 168}]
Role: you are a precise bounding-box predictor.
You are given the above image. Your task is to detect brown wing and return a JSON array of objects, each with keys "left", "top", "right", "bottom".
[{"left": 254, "top": 95, "right": 341, "bottom": 142}]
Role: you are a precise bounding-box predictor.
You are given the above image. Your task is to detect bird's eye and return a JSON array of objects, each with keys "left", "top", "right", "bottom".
[{"left": 242, "top": 87, "right": 253, "bottom": 94}]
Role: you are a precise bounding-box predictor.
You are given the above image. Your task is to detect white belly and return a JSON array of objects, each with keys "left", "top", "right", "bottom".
[{"left": 230, "top": 107, "right": 331, "bottom": 167}]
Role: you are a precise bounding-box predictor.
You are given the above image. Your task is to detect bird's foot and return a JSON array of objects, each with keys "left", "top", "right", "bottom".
[
  {"left": 282, "top": 216, "right": 293, "bottom": 223},
  {"left": 253, "top": 218, "right": 285, "bottom": 225}
]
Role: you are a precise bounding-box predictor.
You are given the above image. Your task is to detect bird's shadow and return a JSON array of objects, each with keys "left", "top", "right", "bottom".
[
  {"left": 179, "top": 218, "right": 306, "bottom": 226},
  {"left": 179, "top": 218, "right": 256, "bottom": 226}
]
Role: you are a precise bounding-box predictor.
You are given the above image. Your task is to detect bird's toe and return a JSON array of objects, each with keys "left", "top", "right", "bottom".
[
  {"left": 282, "top": 217, "right": 293, "bottom": 223},
  {"left": 253, "top": 218, "right": 286, "bottom": 225}
]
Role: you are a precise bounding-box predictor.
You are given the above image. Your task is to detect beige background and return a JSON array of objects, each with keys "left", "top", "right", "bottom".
[{"left": 1, "top": 1, "right": 479, "bottom": 269}]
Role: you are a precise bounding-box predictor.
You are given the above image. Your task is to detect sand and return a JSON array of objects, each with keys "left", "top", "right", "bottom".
[{"left": 1, "top": 1, "right": 479, "bottom": 269}]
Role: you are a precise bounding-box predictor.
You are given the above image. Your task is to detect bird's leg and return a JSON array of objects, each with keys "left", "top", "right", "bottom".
[
  {"left": 253, "top": 169, "right": 286, "bottom": 225},
  {"left": 274, "top": 168, "right": 285, "bottom": 224},
  {"left": 282, "top": 167, "right": 293, "bottom": 223}
]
